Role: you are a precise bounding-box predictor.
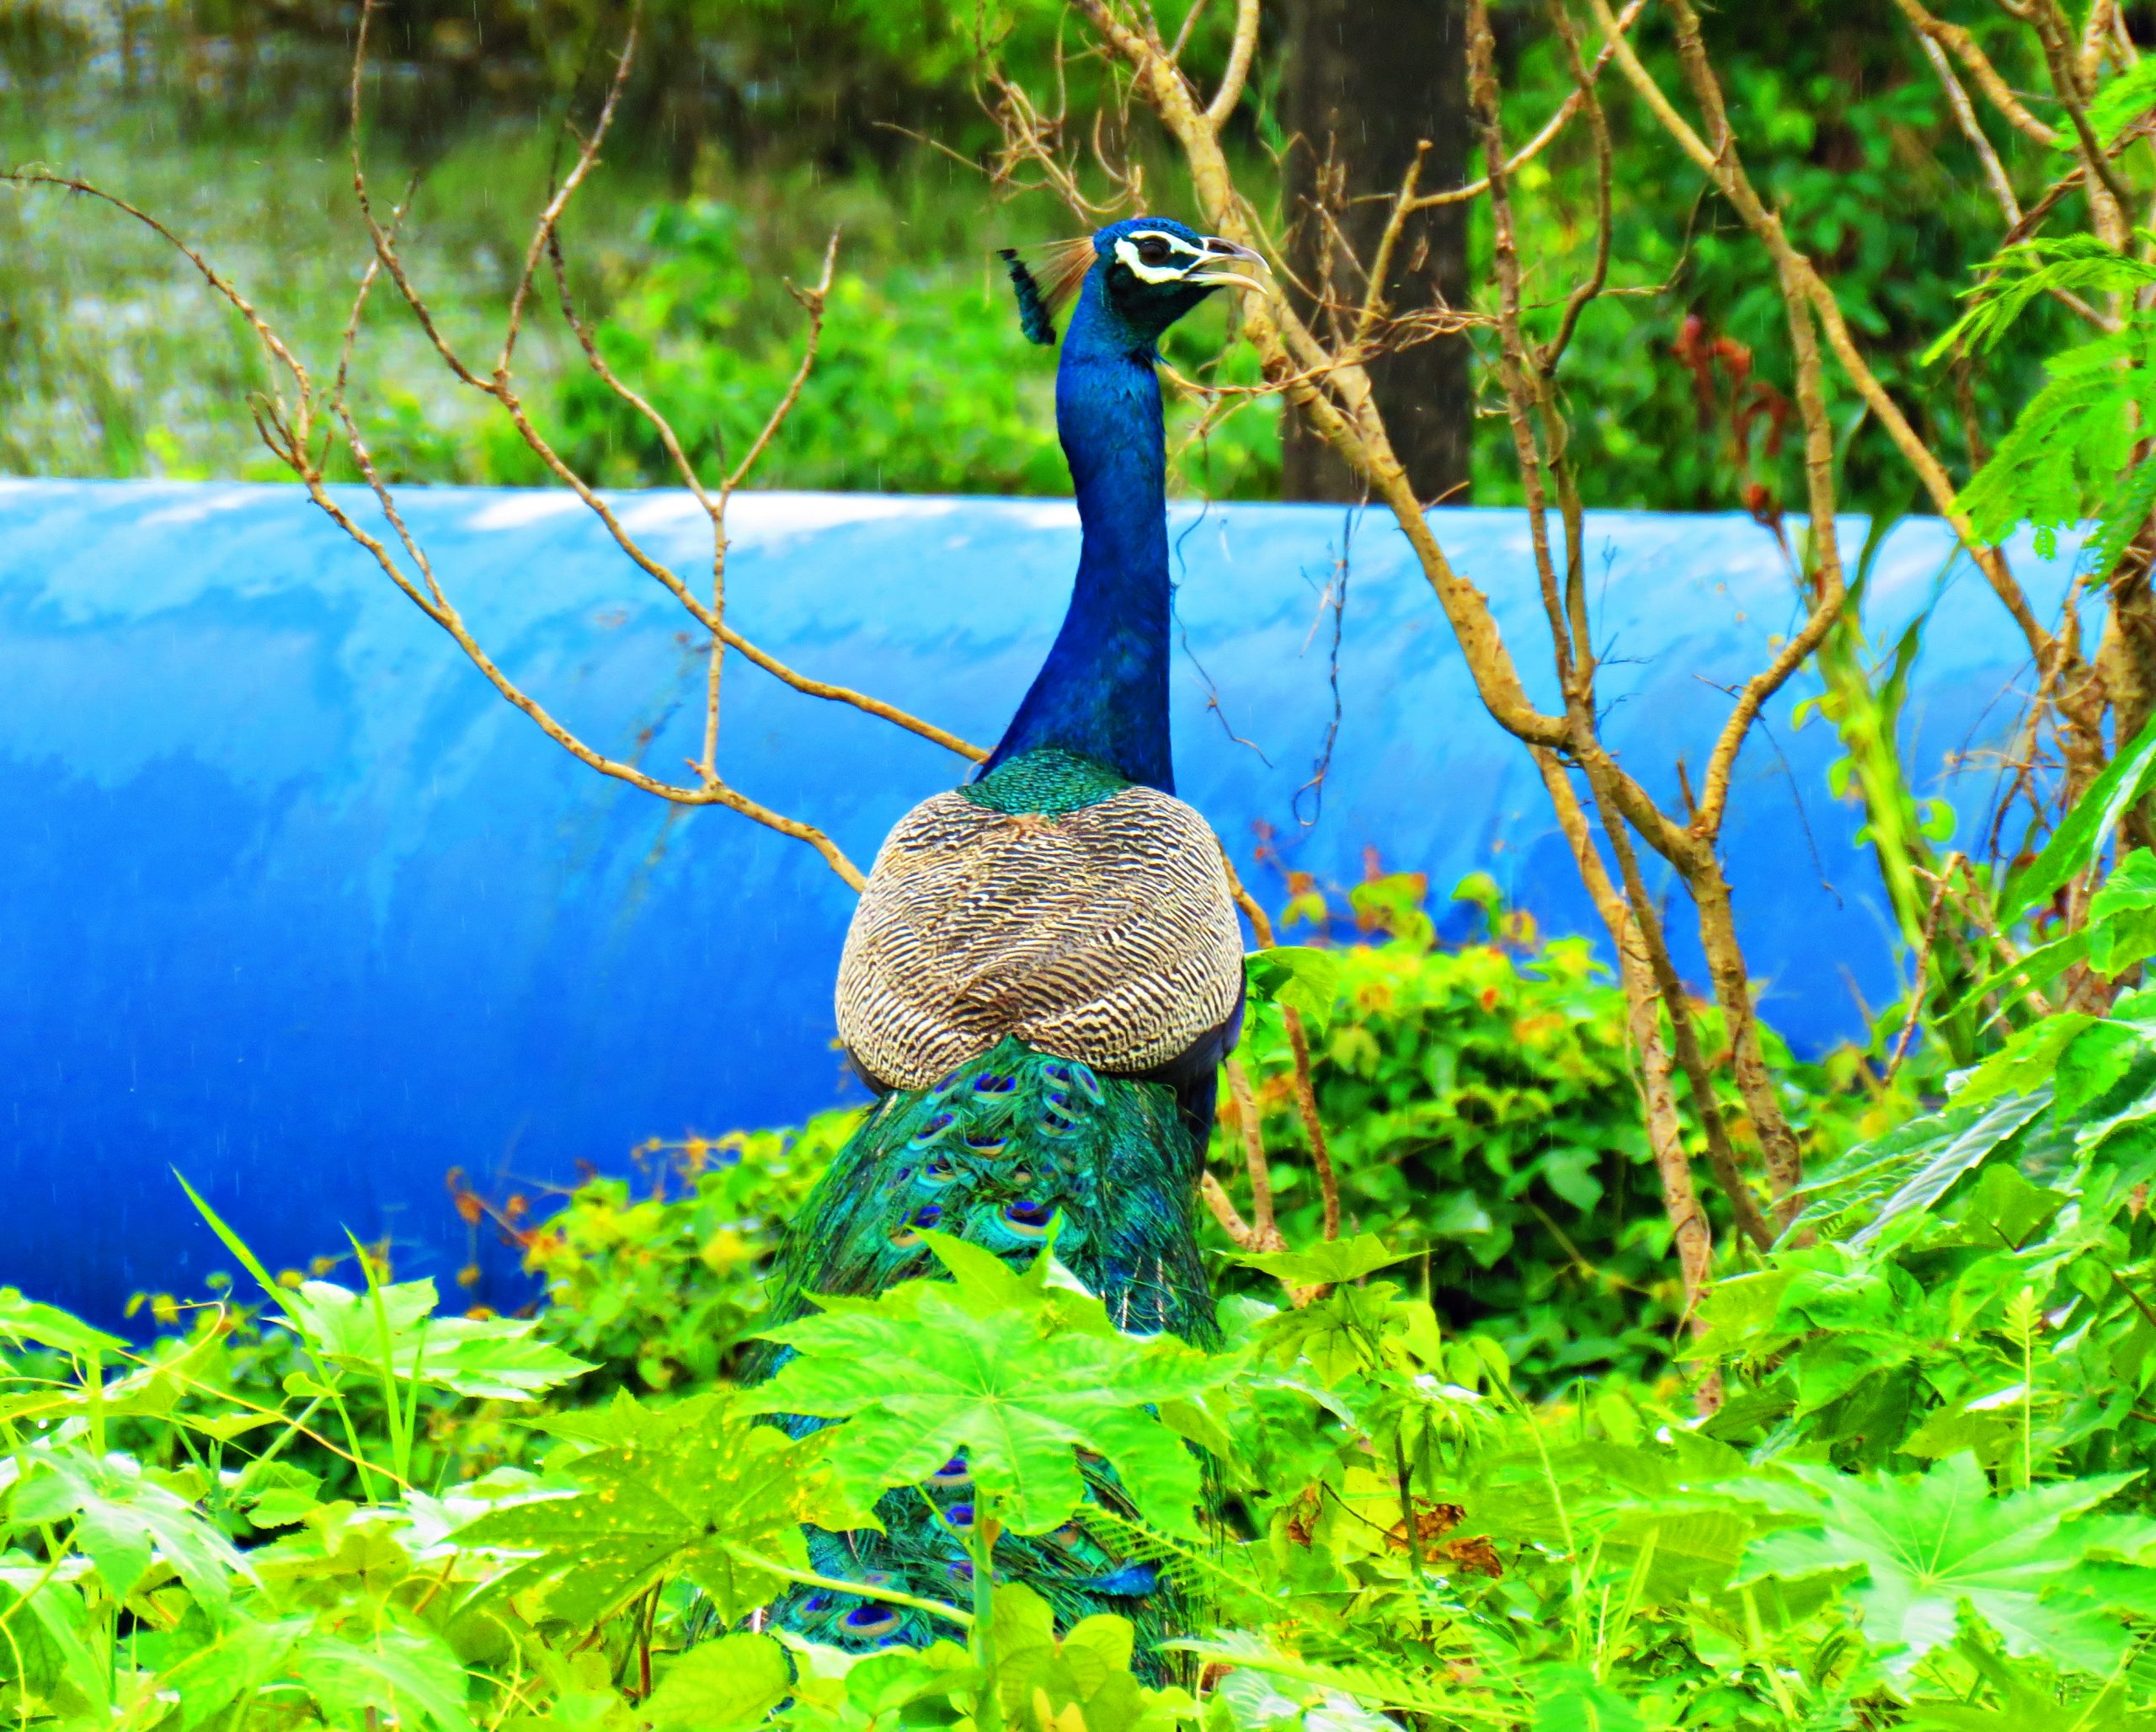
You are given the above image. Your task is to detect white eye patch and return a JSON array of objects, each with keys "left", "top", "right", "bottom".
[{"left": 1113, "top": 231, "right": 1205, "bottom": 284}]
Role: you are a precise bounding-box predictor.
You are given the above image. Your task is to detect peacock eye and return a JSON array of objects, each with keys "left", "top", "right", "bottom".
[{"left": 1135, "top": 235, "right": 1171, "bottom": 267}]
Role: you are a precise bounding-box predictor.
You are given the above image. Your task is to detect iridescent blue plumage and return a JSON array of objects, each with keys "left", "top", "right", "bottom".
[
  {"left": 985, "top": 218, "right": 1258, "bottom": 795},
  {"left": 754, "top": 215, "right": 1265, "bottom": 1677}
]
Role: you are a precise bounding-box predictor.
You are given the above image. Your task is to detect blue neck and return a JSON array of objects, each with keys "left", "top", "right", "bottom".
[{"left": 984, "top": 268, "right": 1173, "bottom": 794}]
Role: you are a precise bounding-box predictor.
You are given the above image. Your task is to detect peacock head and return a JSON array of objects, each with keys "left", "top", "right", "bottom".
[{"left": 1000, "top": 216, "right": 1267, "bottom": 350}]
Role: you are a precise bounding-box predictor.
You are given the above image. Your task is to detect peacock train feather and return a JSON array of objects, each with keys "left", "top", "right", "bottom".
[{"left": 749, "top": 216, "right": 1270, "bottom": 1678}]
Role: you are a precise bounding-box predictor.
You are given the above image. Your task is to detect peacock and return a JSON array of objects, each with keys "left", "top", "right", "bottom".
[{"left": 750, "top": 216, "right": 1270, "bottom": 1664}]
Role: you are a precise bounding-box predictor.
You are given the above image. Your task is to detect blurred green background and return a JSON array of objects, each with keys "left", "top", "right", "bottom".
[{"left": 0, "top": 0, "right": 2063, "bottom": 510}]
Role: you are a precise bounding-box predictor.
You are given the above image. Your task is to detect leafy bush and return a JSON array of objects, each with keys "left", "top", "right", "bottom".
[
  {"left": 13, "top": 1055, "right": 2156, "bottom": 1726},
  {"left": 1215, "top": 874, "right": 1889, "bottom": 1378},
  {"left": 507, "top": 199, "right": 1279, "bottom": 500},
  {"left": 20, "top": 884, "right": 2144, "bottom": 1729}
]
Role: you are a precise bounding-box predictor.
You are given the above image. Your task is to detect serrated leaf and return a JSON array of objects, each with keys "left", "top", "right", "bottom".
[
  {"left": 454, "top": 1392, "right": 850, "bottom": 1625},
  {"left": 1741, "top": 1455, "right": 2141, "bottom": 1678},
  {"left": 277, "top": 1280, "right": 594, "bottom": 1401},
  {"left": 13, "top": 1444, "right": 253, "bottom": 1606},
  {"left": 754, "top": 1236, "right": 1231, "bottom": 1535},
  {"left": 1790, "top": 1089, "right": 2050, "bottom": 1248},
  {"left": 1234, "top": 1233, "right": 1407, "bottom": 1289},
  {"left": 642, "top": 1632, "right": 792, "bottom": 1731}
]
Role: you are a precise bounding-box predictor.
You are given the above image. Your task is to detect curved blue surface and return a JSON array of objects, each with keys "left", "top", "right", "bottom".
[{"left": 0, "top": 479, "right": 2073, "bottom": 1323}]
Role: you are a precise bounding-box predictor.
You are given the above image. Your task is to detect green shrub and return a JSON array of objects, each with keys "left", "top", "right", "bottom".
[
  {"left": 512, "top": 878, "right": 1892, "bottom": 1399},
  {"left": 502, "top": 198, "right": 1278, "bottom": 500}
]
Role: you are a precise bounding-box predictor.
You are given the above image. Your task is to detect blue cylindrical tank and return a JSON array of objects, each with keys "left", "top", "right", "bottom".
[{"left": 0, "top": 479, "right": 2073, "bottom": 1323}]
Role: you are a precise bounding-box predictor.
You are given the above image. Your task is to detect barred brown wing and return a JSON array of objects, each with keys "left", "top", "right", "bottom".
[{"left": 835, "top": 786, "right": 1244, "bottom": 1090}]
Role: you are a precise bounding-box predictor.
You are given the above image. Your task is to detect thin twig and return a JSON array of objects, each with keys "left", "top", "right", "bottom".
[
  {"left": 1224, "top": 1056, "right": 1284, "bottom": 1251},
  {"left": 1280, "top": 1008, "right": 1340, "bottom": 1241},
  {"left": 1886, "top": 852, "right": 1963, "bottom": 1080},
  {"left": 1405, "top": 0, "right": 1648, "bottom": 212}
]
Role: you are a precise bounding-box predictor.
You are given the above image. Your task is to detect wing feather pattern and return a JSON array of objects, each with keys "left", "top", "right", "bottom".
[{"left": 836, "top": 787, "right": 1244, "bottom": 1089}]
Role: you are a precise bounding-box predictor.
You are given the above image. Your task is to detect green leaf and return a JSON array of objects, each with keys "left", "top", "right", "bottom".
[
  {"left": 2073, "top": 847, "right": 2156, "bottom": 980},
  {"left": 753, "top": 1235, "right": 1232, "bottom": 1534},
  {"left": 0, "top": 1561, "right": 107, "bottom": 1718},
  {"left": 276, "top": 1279, "right": 594, "bottom": 1401},
  {"left": 1790, "top": 1091, "right": 2050, "bottom": 1248},
  {"left": 1232, "top": 1233, "right": 1407, "bottom": 1288},
  {"left": 290, "top": 1627, "right": 477, "bottom": 1732},
  {"left": 0, "top": 1291, "right": 123, "bottom": 1359},
  {"left": 1245, "top": 947, "right": 1343, "bottom": 1036},
  {"left": 2084, "top": 57, "right": 2156, "bottom": 145},
  {"left": 2001, "top": 713, "right": 2156, "bottom": 927},
  {"left": 454, "top": 1391, "right": 853, "bottom": 1625},
  {"left": 13, "top": 1444, "right": 253, "bottom": 1607},
  {"left": 2057, "top": 1021, "right": 2149, "bottom": 1116},
  {"left": 152, "top": 1615, "right": 311, "bottom": 1731},
  {"left": 1957, "top": 1015, "right": 2098, "bottom": 1109},
  {"left": 642, "top": 1633, "right": 792, "bottom": 1732},
  {"left": 1741, "top": 1455, "right": 2142, "bottom": 1677}
]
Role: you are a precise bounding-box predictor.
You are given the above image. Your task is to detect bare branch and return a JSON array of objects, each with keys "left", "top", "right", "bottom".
[
  {"left": 1586, "top": 0, "right": 2059, "bottom": 683},
  {"left": 1280, "top": 1008, "right": 1340, "bottom": 1241},
  {"left": 1919, "top": 32, "right": 2022, "bottom": 226},
  {"left": 1889, "top": 0, "right": 2060, "bottom": 145},
  {"left": 1405, "top": 0, "right": 1646, "bottom": 213},
  {"left": 723, "top": 234, "right": 841, "bottom": 501},
  {"left": 1205, "top": 0, "right": 1261, "bottom": 131},
  {"left": 1224, "top": 1056, "right": 1284, "bottom": 1251},
  {"left": 498, "top": 15, "right": 640, "bottom": 382}
]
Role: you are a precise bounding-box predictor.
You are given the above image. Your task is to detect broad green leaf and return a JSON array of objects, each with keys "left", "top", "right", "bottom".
[
  {"left": 754, "top": 1235, "right": 1232, "bottom": 1534},
  {"left": 0, "top": 1561, "right": 106, "bottom": 1719},
  {"left": 152, "top": 1614, "right": 311, "bottom": 1731},
  {"left": 454, "top": 1392, "right": 851, "bottom": 1624},
  {"left": 1789, "top": 1090, "right": 2049, "bottom": 1248},
  {"left": 291, "top": 1627, "right": 477, "bottom": 1732},
  {"left": 839, "top": 1642, "right": 980, "bottom": 1722},
  {"left": 0, "top": 1291, "right": 123, "bottom": 1359},
  {"left": 2084, "top": 849, "right": 2156, "bottom": 976},
  {"left": 1741, "top": 1455, "right": 2141, "bottom": 1677},
  {"left": 12, "top": 1444, "right": 253, "bottom": 1606},
  {"left": 2001, "top": 712, "right": 2156, "bottom": 927},
  {"left": 276, "top": 1279, "right": 594, "bottom": 1400},
  {"left": 1234, "top": 1233, "right": 1406, "bottom": 1289},
  {"left": 994, "top": 1582, "right": 1149, "bottom": 1731},
  {"left": 2057, "top": 1021, "right": 2149, "bottom": 1116},
  {"left": 1527, "top": 1663, "right": 1646, "bottom": 1732},
  {"left": 1905, "top": 1675, "right": 2156, "bottom": 1730},
  {"left": 1598, "top": 1509, "right": 1753, "bottom": 1602},
  {"left": 1245, "top": 947, "right": 1344, "bottom": 1036},
  {"left": 1687, "top": 1271, "right": 1796, "bottom": 1358},
  {"left": 642, "top": 1632, "right": 792, "bottom": 1731},
  {"left": 1957, "top": 1015, "right": 2098, "bottom": 1109}
]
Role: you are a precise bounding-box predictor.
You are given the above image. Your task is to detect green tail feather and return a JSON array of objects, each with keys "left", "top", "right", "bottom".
[{"left": 749, "top": 1036, "right": 1217, "bottom": 1674}]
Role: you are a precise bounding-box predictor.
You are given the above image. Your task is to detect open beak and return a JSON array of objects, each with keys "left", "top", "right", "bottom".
[{"left": 1186, "top": 236, "right": 1272, "bottom": 295}]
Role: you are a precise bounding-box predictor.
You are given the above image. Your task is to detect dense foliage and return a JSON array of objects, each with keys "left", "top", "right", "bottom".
[
  {"left": 8, "top": 906, "right": 2155, "bottom": 1726},
  {"left": 0, "top": 0, "right": 2068, "bottom": 513}
]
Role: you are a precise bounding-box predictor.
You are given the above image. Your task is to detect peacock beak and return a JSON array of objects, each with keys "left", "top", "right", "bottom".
[{"left": 1186, "top": 237, "right": 1271, "bottom": 296}]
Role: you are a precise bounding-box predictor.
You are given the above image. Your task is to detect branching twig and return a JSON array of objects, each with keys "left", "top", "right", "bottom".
[
  {"left": 1223, "top": 1056, "right": 1284, "bottom": 1252},
  {"left": 1279, "top": 1008, "right": 1339, "bottom": 1242}
]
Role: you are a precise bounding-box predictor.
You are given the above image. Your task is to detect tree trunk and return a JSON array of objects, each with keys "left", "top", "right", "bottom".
[{"left": 1280, "top": 0, "right": 1472, "bottom": 505}]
